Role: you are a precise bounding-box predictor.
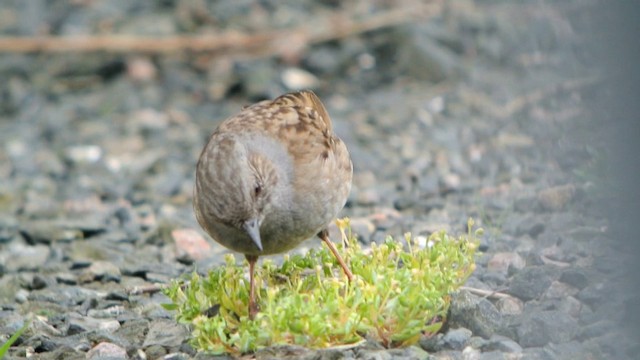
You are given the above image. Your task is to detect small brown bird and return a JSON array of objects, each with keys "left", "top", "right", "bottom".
[{"left": 194, "top": 90, "right": 354, "bottom": 319}]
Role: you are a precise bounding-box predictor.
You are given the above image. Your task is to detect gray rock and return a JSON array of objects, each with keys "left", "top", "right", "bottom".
[
  {"left": 577, "top": 282, "right": 609, "bottom": 308},
  {"left": 0, "top": 216, "right": 18, "bottom": 243},
  {"left": 418, "top": 333, "right": 444, "bottom": 352},
  {"left": 478, "top": 351, "right": 510, "bottom": 360},
  {"left": 113, "top": 318, "right": 149, "bottom": 348},
  {"left": 348, "top": 217, "right": 376, "bottom": 244},
  {"left": 0, "top": 311, "right": 26, "bottom": 336},
  {"left": 146, "top": 344, "right": 169, "bottom": 359},
  {"left": 516, "top": 311, "right": 578, "bottom": 347},
  {"left": 503, "top": 214, "right": 545, "bottom": 239},
  {"left": 79, "top": 261, "right": 122, "bottom": 283},
  {"left": 20, "top": 220, "right": 85, "bottom": 245},
  {"left": 508, "top": 266, "right": 558, "bottom": 301},
  {"left": 143, "top": 319, "right": 189, "bottom": 348},
  {"left": 442, "top": 328, "right": 472, "bottom": 350},
  {"left": 31, "top": 274, "right": 57, "bottom": 290},
  {"left": 545, "top": 341, "right": 593, "bottom": 359},
  {"left": 578, "top": 320, "right": 616, "bottom": 340},
  {"left": 449, "top": 290, "right": 503, "bottom": 338},
  {"left": 66, "top": 312, "right": 120, "bottom": 335},
  {"left": 483, "top": 335, "right": 522, "bottom": 353},
  {"left": 28, "top": 286, "right": 105, "bottom": 307},
  {"left": 559, "top": 268, "right": 590, "bottom": 289},
  {"left": 86, "top": 341, "right": 128, "bottom": 359},
  {"left": 163, "top": 352, "right": 192, "bottom": 360},
  {"left": 0, "top": 242, "right": 50, "bottom": 271}
]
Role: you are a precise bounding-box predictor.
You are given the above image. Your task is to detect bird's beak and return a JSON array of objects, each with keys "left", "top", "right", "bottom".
[{"left": 243, "top": 218, "right": 263, "bottom": 251}]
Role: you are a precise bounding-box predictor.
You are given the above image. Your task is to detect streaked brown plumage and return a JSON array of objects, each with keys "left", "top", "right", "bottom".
[{"left": 194, "top": 90, "right": 353, "bottom": 319}]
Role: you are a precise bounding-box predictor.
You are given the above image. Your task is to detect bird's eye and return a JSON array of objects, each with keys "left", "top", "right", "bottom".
[{"left": 254, "top": 184, "right": 262, "bottom": 197}]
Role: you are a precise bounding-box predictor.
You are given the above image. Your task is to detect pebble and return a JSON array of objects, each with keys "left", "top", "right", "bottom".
[
  {"left": 172, "top": 228, "right": 212, "bottom": 262},
  {"left": 443, "top": 328, "right": 473, "bottom": 350},
  {"left": 0, "top": 242, "right": 50, "bottom": 272},
  {"left": 281, "top": 67, "right": 319, "bottom": 90},
  {"left": 516, "top": 311, "right": 579, "bottom": 347},
  {"left": 495, "top": 297, "right": 523, "bottom": 316},
  {"left": 486, "top": 252, "right": 525, "bottom": 275},
  {"left": 448, "top": 291, "right": 503, "bottom": 339},
  {"left": 537, "top": 184, "right": 576, "bottom": 211},
  {"left": 86, "top": 342, "right": 128, "bottom": 359},
  {"left": 143, "top": 319, "right": 189, "bottom": 348},
  {"left": 79, "top": 261, "right": 122, "bottom": 283},
  {"left": 508, "top": 266, "right": 558, "bottom": 301}
]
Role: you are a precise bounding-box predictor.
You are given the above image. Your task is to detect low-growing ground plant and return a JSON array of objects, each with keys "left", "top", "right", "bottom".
[
  {"left": 164, "top": 218, "right": 480, "bottom": 354},
  {"left": 0, "top": 317, "right": 29, "bottom": 358}
]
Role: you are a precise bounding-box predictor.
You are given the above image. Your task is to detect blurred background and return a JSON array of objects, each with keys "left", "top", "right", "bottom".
[{"left": 0, "top": 0, "right": 638, "bottom": 359}]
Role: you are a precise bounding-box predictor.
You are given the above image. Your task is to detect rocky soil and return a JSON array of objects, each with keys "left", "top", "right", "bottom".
[{"left": 0, "top": 1, "right": 638, "bottom": 359}]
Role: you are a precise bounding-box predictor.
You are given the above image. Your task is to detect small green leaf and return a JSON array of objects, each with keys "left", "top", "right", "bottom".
[{"left": 0, "top": 317, "right": 30, "bottom": 357}]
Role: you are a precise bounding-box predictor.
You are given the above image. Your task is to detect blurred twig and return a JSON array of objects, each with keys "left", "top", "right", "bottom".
[{"left": 0, "top": 2, "right": 441, "bottom": 55}]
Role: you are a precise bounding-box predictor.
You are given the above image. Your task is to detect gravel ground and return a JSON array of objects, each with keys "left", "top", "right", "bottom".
[{"left": 1, "top": 1, "right": 638, "bottom": 359}]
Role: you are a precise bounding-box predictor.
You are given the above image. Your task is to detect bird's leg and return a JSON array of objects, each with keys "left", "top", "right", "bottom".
[
  {"left": 246, "top": 255, "right": 259, "bottom": 320},
  {"left": 318, "top": 229, "right": 354, "bottom": 282}
]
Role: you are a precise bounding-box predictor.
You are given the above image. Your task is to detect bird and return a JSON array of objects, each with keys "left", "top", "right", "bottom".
[{"left": 193, "top": 90, "right": 354, "bottom": 319}]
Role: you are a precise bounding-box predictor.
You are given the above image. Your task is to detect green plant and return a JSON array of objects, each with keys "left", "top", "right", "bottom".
[
  {"left": 164, "top": 218, "right": 480, "bottom": 355},
  {"left": 0, "top": 318, "right": 29, "bottom": 358}
]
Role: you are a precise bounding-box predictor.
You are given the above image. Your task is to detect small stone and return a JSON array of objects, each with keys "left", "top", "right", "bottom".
[
  {"left": 495, "top": 296, "right": 523, "bottom": 315},
  {"left": 441, "top": 173, "right": 461, "bottom": 190},
  {"left": 172, "top": 228, "right": 211, "bottom": 263},
  {"left": 481, "top": 272, "right": 507, "bottom": 287},
  {"left": 114, "top": 319, "right": 149, "bottom": 348},
  {"left": 347, "top": 217, "right": 376, "bottom": 244},
  {"left": 487, "top": 252, "right": 525, "bottom": 275},
  {"left": 131, "top": 108, "right": 170, "bottom": 131},
  {"left": 484, "top": 334, "right": 523, "bottom": 353},
  {"left": 557, "top": 296, "right": 582, "bottom": 318},
  {"left": 79, "top": 261, "right": 121, "bottom": 283},
  {"left": 143, "top": 319, "right": 188, "bottom": 348},
  {"left": 516, "top": 310, "right": 578, "bottom": 347},
  {"left": 577, "top": 282, "right": 609, "bottom": 308},
  {"left": 0, "top": 242, "right": 50, "bottom": 272},
  {"left": 579, "top": 320, "right": 615, "bottom": 340},
  {"left": 494, "top": 132, "right": 535, "bottom": 148},
  {"left": 35, "top": 274, "right": 62, "bottom": 290},
  {"left": 559, "top": 268, "right": 590, "bottom": 289},
  {"left": 163, "top": 353, "right": 191, "bottom": 360},
  {"left": 67, "top": 313, "right": 120, "bottom": 335},
  {"left": 543, "top": 280, "right": 578, "bottom": 299},
  {"left": 355, "top": 189, "right": 380, "bottom": 206},
  {"left": 127, "top": 56, "right": 157, "bottom": 82},
  {"left": 86, "top": 342, "right": 127, "bottom": 359},
  {"left": 449, "top": 291, "right": 503, "bottom": 338},
  {"left": 538, "top": 184, "right": 576, "bottom": 211},
  {"left": 145, "top": 344, "right": 168, "bottom": 359},
  {"left": 64, "top": 145, "right": 103, "bottom": 164},
  {"left": 281, "top": 67, "right": 319, "bottom": 90},
  {"left": 0, "top": 216, "right": 18, "bottom": 243},
  {"left": 502, "top": 214, "right": 545, "bottom": 238},
  {"left": 461, "top": 346, "right": 481, "bottom": 359},
  {"left": 508, "top": 266, "right": 558, "bottom": 301},
  {"left": 443, "top": 328, "right": 472, "bottom": 350},
  {"left": 419, "top": 333, "right": 444, "bottom": 352},
  {"left": 56, "top": 272, "right": 78, "bottom": 285},
  {"left": 87, "top": 306, "right": 126, "bottom": 319},
  {"left": 20, "top": 220, "right": 84, "bottom": 245},
  {"left": 14, "top": 289, "right": 29, "bottom": 303}
]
